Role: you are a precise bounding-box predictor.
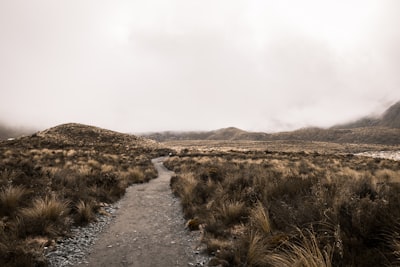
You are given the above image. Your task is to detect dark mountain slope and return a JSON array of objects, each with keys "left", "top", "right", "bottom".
[
  {"left": 334, "top": 101, "right": 400, "bottom": 129},
  {"left": 380, "top": 101, "right": 400, "bottom": 128}
]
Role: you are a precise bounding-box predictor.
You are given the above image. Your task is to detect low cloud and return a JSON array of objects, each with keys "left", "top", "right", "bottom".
[{"left": 0, "top": 1, "right": 399, "bottom": 132}]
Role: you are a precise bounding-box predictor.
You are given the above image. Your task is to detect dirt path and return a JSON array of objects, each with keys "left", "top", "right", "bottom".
[{"left": 77, "top": 157, "right": 207, "bottom": 267}]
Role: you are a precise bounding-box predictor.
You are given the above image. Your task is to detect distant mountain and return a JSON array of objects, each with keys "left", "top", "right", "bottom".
[
  {"left": 334, "top": 101, "right": 400, "bottom": 129},
  {"left": 379, "top": 101, "right": 400, "bottom": 128},
  {"left": 143, "top": 101, "right": 400, "bottom": 145},
  {"left": 144, "top": 127, "right": 269, "bottom": 142}
]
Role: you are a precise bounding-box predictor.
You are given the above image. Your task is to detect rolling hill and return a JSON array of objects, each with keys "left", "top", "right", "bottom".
[{"left": 144, "top": 101, "right": 400, "bottom": 145}]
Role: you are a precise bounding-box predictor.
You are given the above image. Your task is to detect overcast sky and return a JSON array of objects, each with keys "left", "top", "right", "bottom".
[{"left": 1, "top": 1, "right": 399, "bottom": 133}]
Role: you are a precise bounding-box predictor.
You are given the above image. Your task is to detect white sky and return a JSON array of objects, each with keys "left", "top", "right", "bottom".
[{"left": 1, "top": 0, "right": 399, "bottom": 132}]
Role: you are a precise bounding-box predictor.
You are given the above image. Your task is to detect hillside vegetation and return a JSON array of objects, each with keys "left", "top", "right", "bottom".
[
  {"left": 166, "top": 150, "right": 400, "bottom": 266},
  {"left": 0, "top": 123, "right": 169, "bottom": 266}
]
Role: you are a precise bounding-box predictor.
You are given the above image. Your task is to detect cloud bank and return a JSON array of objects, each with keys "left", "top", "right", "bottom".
[{"left": 1, "top": 0, "right": 399, "bottom": 132}]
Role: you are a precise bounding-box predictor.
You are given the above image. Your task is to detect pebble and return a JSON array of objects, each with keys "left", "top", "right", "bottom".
[
  {"left": 46, "top": 204, "right": 119, "bottom": 267},
  {"left": 46, "top": 196, "right": 210, "bottom": 267}
]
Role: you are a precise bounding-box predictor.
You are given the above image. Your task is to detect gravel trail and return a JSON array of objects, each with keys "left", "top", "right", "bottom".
[{"left": 58, "top": 157, "right": 208, "bottom": 267}]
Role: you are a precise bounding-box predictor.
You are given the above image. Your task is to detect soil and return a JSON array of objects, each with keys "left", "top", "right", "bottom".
[{"left": 77, "top": 157, "right": 207, "bottom": 267}]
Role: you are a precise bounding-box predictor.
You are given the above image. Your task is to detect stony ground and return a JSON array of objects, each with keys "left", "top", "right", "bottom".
[{"left": 356, "top": 150, "right": 400, "bottom": 161}]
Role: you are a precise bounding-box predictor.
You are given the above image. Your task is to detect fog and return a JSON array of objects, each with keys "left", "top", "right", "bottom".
[{"left": 1, "top": 0, "right": 399, "bottom": 133}]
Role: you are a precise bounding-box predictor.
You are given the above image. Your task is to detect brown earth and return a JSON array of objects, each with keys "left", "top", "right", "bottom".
[{"left": 77, "top": 157, "right": 206, "bottom": 267}]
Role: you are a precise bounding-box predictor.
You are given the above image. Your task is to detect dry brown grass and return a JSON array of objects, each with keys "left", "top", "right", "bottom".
[
  {"left": 0, "top": 123, "right": 168, "bottom": 266},
  {"left": 19, "top": 196, "right": 70, "bottom": 237},
  {"left": 166, "top": 149, "right": 400, "bottom": 266},
  {"left": 266, "top": 228, "right": 333, "bottom": 267},
  {"left": 0, "top": 185, "right": 28, "bottom": 216},
  {"left": 74, "top": 200, "right": 96, "bottom": 225},
  {"left": 250, "top": 202, "right": 271, "bottom": 235},
  {"left": 245, "top": 231, "right": 270, "bottom": 267}
]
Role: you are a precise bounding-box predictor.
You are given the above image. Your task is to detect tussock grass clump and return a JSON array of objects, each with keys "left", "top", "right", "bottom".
[
  {"left": 250, "top": 201, "right": 271, "bottom": 235},
  {"left": 0, "top": 185, "right": 28, "bottom": 216},
  {"left": 19, "top": 196, "right": 70, "bottom": 237},
  {"left": 266, "top": 228, "right": 333, "bottom": 267},
  {"left": 74, "top": 200, "right": 96, "bottom": 225},
  {"left": 217, "top": 200, "right": 247, "bottom": 226},
  {"left": 245, "top": 231, "right": 270, "bottom": 267}
]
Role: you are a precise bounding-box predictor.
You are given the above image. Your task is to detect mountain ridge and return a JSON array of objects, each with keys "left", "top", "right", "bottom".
[{"left": 143, "top": 101, "right": 400, "bottom": 145}]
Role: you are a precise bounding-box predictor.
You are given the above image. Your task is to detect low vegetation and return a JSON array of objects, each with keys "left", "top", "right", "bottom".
[
  {"left": 0, "top": 123, "right": 170, "bottom": 266},
  {"left": 166, "top": 149, "right": 400, "bottom": 266}
]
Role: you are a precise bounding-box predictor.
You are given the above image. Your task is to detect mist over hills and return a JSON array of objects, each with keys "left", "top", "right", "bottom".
[
  {"left": 144, "top": 101, "right": 400, "bottom": 145},
  {"left": 1, "top": 101, "right": 399, "bottom": 145},
  {"left": 0, "top": 122, "right": 34, "bottom": 140},
  {"left": 334, "top": 101, "right": 400, "bottom": 129}
]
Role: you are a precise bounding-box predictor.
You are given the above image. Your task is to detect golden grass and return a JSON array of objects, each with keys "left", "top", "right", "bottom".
[
  {"left": 250, "top": 202, "right": 271, "bottom": 235},
  {"left": 217, "top": 200, "right": 246, "bottom": 226},
  {"left": 246, "top": 231, "right": 270, "bottom": 267},
  {"left": 266, "top": 229, "right": 333, "bottom": 267},
  {"left": 19, "top": 196, "right": 70, "bottom": 236},
  {"left": 166, "top": 149, "right": 400, "bottom": 266}
]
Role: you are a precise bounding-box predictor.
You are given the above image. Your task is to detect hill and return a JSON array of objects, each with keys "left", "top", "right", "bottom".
[
  {"left": 0, "top": 123, "right": 170, "bottom": 266},
  {"left": 143, "top": 101, "right": 400, "bottom": 145},
  {"left": 380, "top": 101, "right": 400, "bottom": 128},
  {"left": 145, "top": 127, "right": 269, "bottom": 142},
  {"left": 267, "top": 127, "right": 400, "bottom": 145}
]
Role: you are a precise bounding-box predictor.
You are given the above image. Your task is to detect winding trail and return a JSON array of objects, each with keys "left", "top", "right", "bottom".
[{"left": 77, "top": 157, "right": 206, "bottom": 267}]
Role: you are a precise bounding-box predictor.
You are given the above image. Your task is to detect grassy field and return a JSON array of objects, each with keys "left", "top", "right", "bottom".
[
  {"left": 165, "top": 147, "right": 400, "bottom": 266},
  {"left": 164, "top": 139, "right": 400, "bottom": 154},
  {"left": 0, "top": 123, "right": 170, "bottom": 266}
]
